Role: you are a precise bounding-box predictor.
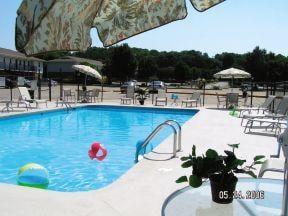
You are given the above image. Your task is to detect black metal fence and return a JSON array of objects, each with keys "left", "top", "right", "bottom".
[{"left": 167, "top": 81, "right": 288, "bottom": 108}]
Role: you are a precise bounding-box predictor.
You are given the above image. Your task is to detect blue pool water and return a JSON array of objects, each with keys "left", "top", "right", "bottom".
[{"left": 0, "top": 106, "right": 197, "bottom": 192}]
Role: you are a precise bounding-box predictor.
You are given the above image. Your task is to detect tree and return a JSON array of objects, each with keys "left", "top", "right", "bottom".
[
  {"left": 105, "top": 44, "right": 137, "bottom": 82},
  {"left": 174, "top": 61, "right": 190, "bottom": 83},
  {"left": 245, "top": 47, "right": 267, "bottom": 81},
  {"left": 137, "top": 57, "right": 158, "bottom": 81}
]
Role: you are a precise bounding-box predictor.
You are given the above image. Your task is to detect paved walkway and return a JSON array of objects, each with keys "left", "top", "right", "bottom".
[{"left": 0, "top": 103, "right": 281, "bottom": 216}]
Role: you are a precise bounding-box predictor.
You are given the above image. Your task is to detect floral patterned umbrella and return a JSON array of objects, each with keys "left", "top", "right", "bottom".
[{"left": 15, "top": 0, "right": 225, "bottom": 56}]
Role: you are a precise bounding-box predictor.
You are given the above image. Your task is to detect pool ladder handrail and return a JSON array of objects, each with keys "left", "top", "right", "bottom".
[
  {"left": 135, "top": 120, "right": 182, "bottom": 163},
  {"left": 164, "top": 120, "right": 182, "bottom": 151},
  {"left": 63, "top": 101, "right": 73, "bottom": 111}
]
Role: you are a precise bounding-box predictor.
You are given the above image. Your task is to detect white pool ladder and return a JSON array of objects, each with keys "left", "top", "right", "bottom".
[{"left": 135, "top": 120, "right": 182, "bottom": 163}]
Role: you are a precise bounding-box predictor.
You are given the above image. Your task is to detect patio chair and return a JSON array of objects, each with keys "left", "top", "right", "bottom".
[
  {"left": 63, "top": 89, "right": 76, "bottom": 102},
  {"left": 120, "top": 86, "right": 134, "bottom": 105},
  {"left": 18, "top": 87, "right": 47, "bottom": 109},
  {"left": 258, "top": 130, "right": 287, "bottom": 177},
  {"left": 226, "top": 93, "right": 238, "bottom": 109},
  {"left": 56, "top": 89, "right": 78, "bottom": 107},
  {"left": 155, "top": 89, "right": 167, "bottom": 106},
  {"left": 88, "top": 89, "right": 100, "bottom": 103},
  {"left": 243, "top": 96, "right": 288, "bottom": 136},
  {"left": 77, "top": 90, "right": 86, "bottom": 102},
  {"left": 216, "top": 92, "right": 226, "bottom": 108},
  {"left": 181, "top": 92, "right": 201, "bottom": 108},
  {"left": 238, "top": 95, "right": 275, "bottom": 118}
]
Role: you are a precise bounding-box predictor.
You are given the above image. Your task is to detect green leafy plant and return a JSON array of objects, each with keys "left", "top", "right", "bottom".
[
  {"left": 136, "top": 88, "right": 149, "bottom": 104},
  {"left": 176, "top": 144, "right": 265, "bottom": 188}
]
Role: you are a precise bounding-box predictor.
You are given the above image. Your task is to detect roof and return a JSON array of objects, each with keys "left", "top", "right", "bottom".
[
  {"left": 48, "top": 56, "right": 103, "bottom": 67},
  {"left": 0, "top": 48, "right": 46, "bottom": 62}
]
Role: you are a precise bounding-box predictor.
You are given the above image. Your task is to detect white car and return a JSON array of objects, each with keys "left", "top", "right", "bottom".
[{"left": 148, "top": 81, "right": 166, "bottom": 92}]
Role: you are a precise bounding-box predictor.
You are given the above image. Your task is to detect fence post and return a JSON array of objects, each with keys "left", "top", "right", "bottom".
[
  {"left": 48, "top": 78, "right": 52, "bottom": 101},
  {"left": 250, "top": 80, "right": 253, "bottom": 107},
  {"left": 37, "top": 69, "right": 41, "bottom": 100},
  {"left": 202, "top": 82, "right": 205, "bottom": 106},
  {"left": 59, "top": 69, "right": 63, "bottom": 100}
]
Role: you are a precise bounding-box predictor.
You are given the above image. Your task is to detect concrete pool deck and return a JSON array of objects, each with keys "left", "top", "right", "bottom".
[{"left": 0, "top": 103, "right": 282, "bottom": 216}]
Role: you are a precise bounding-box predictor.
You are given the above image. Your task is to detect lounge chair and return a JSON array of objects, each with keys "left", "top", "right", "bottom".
[
  {"left": 155, "top": 89, "right": 167, "bottom": 106},
  {"left": 243, "top": 96, "right": 288, "bottom": 136},
  {"left": 120, "top": 86, "right": 134, "bottom": 105},
  {"left": 181, "top": 92, "right": 201, "bottom": 107},
  {"left": 18, "top": 87, "right": 47, "bottom": 109},
  {"left": 238, "top": 95, "right": 275, "bottom": 118}
]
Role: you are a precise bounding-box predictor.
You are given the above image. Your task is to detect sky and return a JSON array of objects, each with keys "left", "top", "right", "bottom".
[{"left": 0, "top": 0, "right": 287, "bottom": 57}]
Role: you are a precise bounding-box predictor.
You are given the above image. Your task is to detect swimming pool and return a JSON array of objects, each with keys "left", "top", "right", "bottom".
[{"left": 0, "top": 106, "right": 197, "bottom": 192}]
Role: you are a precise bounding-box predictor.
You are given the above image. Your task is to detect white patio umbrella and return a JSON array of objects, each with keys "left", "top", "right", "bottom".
[
  {"left": 72, "top": 65, "right": 102, "bottom": 82},
  {"left": 214, "top": 67, "right": 251, "bottom": 89},
  {"left": 72, "top": 64, "right": 103, "bottom": 101}
]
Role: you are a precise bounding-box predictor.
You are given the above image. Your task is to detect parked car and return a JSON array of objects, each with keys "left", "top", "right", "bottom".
[
  {"left": 41, "top": 78, "right": 58, "bottom": 87},
  {"left": 120, "top": 80, "right": 139, "bottom": 93},
  {"left": 147, "top": 81, "right": 166, "bottom": 93},
  {"left": 241, "top": 83, "right": 264, "bottom": 91}
]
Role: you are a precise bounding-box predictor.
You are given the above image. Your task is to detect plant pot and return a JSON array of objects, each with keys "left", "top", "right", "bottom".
[
  {"left": 139, "top": 100, "right": 145, "bottom": 105},
  {"left": 209, "top": 174, "right": 238, "bottom": 204}
]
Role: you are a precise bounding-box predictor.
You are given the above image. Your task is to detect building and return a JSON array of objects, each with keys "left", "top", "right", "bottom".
[
  {"left": 0, "top": 48, "right": 45, "bottom": 77},
  {"left": 0, "top": 48, "right": 104, "bottom": 83},
  {"left": 47, "top": 56, "right": 104, "bottom": 82}
]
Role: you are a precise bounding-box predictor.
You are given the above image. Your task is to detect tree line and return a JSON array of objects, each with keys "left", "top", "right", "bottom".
[{"left": 54, "top": 44, "right": 288, "bottom": 83}]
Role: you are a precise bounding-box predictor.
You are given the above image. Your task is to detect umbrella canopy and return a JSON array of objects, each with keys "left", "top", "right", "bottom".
[
  {"left": 72, "top": 65, "right": 102, "bottom": 81},
  {"left": 214, "top": 68, "right": 251, "bottom": 79},
  {"left": 16, "top": 0, "right": 225, "bottom": 56}
]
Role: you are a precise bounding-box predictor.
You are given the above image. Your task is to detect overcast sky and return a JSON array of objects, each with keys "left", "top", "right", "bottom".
[{"left": 1, "top": 0, "right": 287, "bottom": 57}]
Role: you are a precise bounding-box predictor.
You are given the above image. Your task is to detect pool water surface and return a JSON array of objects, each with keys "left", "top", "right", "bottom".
[{"left": 0, "top": 106, "right": 197, "bottom": 192}]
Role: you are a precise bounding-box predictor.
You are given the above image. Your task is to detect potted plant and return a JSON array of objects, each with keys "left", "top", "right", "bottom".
[
  {"left": 136, "top": 88, "right": 149, "bottom": 105},
  {"left": 176, "top": 144, "right": 265, "bottom": 204}
]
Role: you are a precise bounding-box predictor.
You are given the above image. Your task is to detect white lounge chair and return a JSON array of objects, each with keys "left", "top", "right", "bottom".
[
  {"left": 182, "top": 92, "right": 201, "bottom": 107},
  {"left": 243, "top": 96, "right": 288, "bottom": 136},
  {"left": 241, "top": 96, "right": 286, "bottom": 126},
  {"left": 238, "top": 95, "right": 275, "bottom": 118},
  {"left": 155, "top": 89, "right": 167, "bottom": 106},
  {"left": 18, "top": 87, "right": 48, "bottom": 109}
]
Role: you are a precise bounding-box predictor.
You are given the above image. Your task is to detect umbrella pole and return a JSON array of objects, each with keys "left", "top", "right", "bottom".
[{"left": 231, "top": 76, "right": 234, "bottom": 92}]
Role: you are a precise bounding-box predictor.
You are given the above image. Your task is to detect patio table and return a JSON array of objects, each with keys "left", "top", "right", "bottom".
[{"left": 162, "top": 178, "right": 282, "bottom": 216}]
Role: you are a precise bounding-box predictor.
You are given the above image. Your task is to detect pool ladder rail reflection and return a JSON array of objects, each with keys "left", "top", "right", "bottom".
[{"left": 135, "top": 120, "right": 182, "bottom": 163}]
